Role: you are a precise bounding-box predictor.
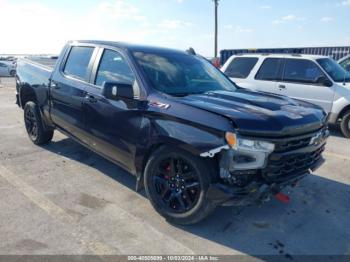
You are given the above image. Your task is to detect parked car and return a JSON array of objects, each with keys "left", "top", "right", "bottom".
[
  {"left": 339, "top": 55, "right": 350, "bottom": 71},
  {"left": 16, "top": 41, "right": 328, "bottom": 225},
  {"left": 221, "top": 54, "right": 350, "bottom": 138},
  {"left": 0, "top": 61, "right": 16, "bottom": 76}
]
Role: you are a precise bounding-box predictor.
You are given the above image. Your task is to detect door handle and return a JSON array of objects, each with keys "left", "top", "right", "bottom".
[
  {"left": 278, "top": 84, "right": 286, "bottom": 89},
  {"left": 51, "top": 81, "right": 60, "bottom": 89},
  {"left": 50, "top": 81, "right": 60, "bottom": 89},
  {"left": 85, "top": 94, "right": 98, "bottom": 103}
]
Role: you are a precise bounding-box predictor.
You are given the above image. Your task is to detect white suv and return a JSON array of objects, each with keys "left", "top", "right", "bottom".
[{"left": 221, "top": 54, "right": 350, "bottom": 138}]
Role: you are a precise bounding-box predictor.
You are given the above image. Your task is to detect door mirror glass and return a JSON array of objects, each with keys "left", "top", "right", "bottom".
[
  {"left": 102, "top": 82, "right": 134, "bottom": 100},
  {"left": 316, "top": 76, "right": 333, "bottom": 87}
]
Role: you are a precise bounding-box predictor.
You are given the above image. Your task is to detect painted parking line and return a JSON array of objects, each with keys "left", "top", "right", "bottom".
[
  {"left": 0, "top": 164, "right": 196, "bottom": 255},
  {"left": 324, "top": 152, "right": 350, "bottom": 161},
  {"left": 0, "top": 165, "right": 119, "bottom": 255}
]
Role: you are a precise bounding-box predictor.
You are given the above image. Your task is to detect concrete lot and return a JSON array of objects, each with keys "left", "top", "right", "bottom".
[{"left": 0, "top": 77, "right": 349, "bottom": 258}]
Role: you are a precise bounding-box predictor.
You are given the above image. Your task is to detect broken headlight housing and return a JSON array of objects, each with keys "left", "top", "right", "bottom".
[{"left": 223, "top": 132, "right": 275, "bottom": 171}]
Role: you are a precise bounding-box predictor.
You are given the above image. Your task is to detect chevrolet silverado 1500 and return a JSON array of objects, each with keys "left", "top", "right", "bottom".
[{"left": 16, "top": 41, "right": 329, "bottom": 225}]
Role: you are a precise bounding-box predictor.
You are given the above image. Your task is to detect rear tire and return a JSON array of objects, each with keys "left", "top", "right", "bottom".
[
  {"left": 24, "top": 102, "right": 54, "bottom": 145},
  {"left": 340, "top": 111, "right": 350, "bottom": 138},
  {"left": 144, "top": 146, "right": 216, "bottom": 225},
  {"left": 10, "top": 70, "right": 16, "bottom": 77}
]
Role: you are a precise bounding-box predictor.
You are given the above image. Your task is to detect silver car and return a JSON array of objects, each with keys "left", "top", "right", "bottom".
[{"left": 0, "top": 61, "right": 16, "bottom": 76}]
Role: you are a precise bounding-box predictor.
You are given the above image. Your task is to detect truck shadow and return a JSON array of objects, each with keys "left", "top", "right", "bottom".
[
  {"left": 179, "top": 174, "right": 350, "bottom": 258},
  {"left": 42, "top": 136, "right": 350, "bottom": 258}
]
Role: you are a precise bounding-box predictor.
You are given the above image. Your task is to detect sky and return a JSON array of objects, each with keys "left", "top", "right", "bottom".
[{"left": 0, "top": 0, "right": 349, "bottom": 56}]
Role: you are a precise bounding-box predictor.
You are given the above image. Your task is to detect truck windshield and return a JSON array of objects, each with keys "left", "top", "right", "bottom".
[
  {"left": 132, "top": 51, "right": 236, "bottom": 96},
  {"left": 317, "top": 58, "right": 350, "bottom": 83}
]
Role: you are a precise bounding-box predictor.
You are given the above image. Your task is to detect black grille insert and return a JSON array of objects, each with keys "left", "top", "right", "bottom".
[{"left": 263, "top": 145, "right": 325, "bottom": 182}]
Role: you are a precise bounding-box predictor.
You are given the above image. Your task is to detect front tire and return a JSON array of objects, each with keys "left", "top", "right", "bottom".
[
  {"left": 144, "top": 146, "right": 215, "bottom": 225},
  {"left": 24, "top": 102, "right": 54, "bottom": 145},
  {"left": 340, "top": 111, "right": 350, "bottom": 138},
  {"left": 10, "top": 70, "right": 16, "bottom": 77}
]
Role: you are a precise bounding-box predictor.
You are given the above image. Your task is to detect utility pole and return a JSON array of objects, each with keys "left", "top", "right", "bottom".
[{"left": 213, "top": 0, "right": 219, "bottom": 58}]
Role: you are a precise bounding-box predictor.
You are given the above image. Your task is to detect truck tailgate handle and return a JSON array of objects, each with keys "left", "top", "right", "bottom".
[{"left": 85, "top": 94, "right": 98, "bottom": 103}]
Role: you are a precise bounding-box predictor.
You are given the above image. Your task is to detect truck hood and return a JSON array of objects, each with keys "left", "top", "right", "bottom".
[{"left": 179, "top": 89, "right": 326, "bottom": 136}]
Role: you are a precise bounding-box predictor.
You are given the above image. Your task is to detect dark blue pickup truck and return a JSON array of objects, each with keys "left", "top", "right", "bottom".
[{"left": 16, "top": 40, "right": 329, "bottom": 224}]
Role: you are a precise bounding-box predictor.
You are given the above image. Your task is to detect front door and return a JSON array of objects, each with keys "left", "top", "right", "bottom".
[
  {"left": 277, "top": 58, "right": 335, "bottom": 112},
  {"left": 82, "top": 48, "right": 143, "bottom": 172}
]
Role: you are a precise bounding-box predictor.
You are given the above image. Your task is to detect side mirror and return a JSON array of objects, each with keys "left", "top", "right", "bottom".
[
  {"left": 317, "top": 76, "right": 333, "bottom": 87},
  {"left": 102, "top": 82, "right": 134, "bottom": 100}
]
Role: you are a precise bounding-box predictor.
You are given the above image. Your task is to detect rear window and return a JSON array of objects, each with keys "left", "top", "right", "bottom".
[
  {"left": 255, "top": 58, "right": 283, "bottom": 81},
  {"left": 63, "top": 46, "right": 94, "bottom": 80},
  {"left": 224, "top": 57, "right": 258, "bottom": 78}
]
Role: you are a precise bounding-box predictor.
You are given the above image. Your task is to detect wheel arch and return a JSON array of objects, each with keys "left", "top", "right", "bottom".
[
  {"left": 338, "top": 104, "right": 350, "bottom": 121},
  {"left": 135, "top": 136, "right": 221, "bottom": 191},
  {"left": 19, "top": 84, "right": 37, "bottom": 108}
]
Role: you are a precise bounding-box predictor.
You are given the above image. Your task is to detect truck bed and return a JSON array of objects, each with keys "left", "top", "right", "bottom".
[{"left": 24, "top": 56, "right": 58, "bottom": 71}]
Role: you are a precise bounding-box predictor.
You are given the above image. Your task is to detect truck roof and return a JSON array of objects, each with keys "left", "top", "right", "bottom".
[{"left": 70, "top": 40, "right": 188, "bottom": 55}]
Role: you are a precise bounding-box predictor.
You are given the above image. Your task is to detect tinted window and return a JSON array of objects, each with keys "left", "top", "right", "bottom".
[
  {"left": 0, "top": 63, "right": 6, "bottom": 67},
  {"left": 225, "top": 57, "right": 258, "bottom": 78},
  {"left": 255, "top": 58, "right": 283, "bottom": 81},
  {"left": 340, "top": 58, "right": 350, "bottom": 71},
  {"left": 317, "top": 58, "right": 350, "bottom": 83},
  {"left": 95, "top": 49, "right": 135, "bottom": 87},
  {"left": 64, "top": 46, "right": 94, "bottom": 80},
  {"left": 284, "top": 59, "right": 326, "bottom": 84}
]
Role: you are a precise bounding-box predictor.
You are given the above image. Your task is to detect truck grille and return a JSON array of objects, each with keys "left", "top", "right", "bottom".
[
  {"left": 274, "top": 136, "right": 312, "bottom": 152},
  {"left": 262, "top": 128, "right": 328, "bottom": 183}
]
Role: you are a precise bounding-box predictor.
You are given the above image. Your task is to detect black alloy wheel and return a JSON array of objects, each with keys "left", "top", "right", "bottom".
[
  {"left": 144, "top": 146, "right": 215, "bottom": 225},
  {"left": 24, "top": 105, "right": 39, "bottom": 141},
  {"left": 152, "top": 157, "right": 201, "bottom": 213},
  {"left": 24, "top": 102, "right": 54, "bottom": 145}
]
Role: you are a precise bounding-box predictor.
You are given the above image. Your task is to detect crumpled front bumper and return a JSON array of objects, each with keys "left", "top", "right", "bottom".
[
  {"left": 207, "top": 173, "right": 305, "bottom": 207},
  {"left": 207, "top": 156, "right": 325, "bottom": 207}
]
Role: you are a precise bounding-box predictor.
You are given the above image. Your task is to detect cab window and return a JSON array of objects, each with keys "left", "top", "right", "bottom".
[
  {"left": 63, "top": 46, "right": 94, "bottom": 81},
  {"left": 283, "top": 59, "right": 327, "bottom": 84},
  {"left": 95, "top": 49, "right": 135, "bottom": 87},
  {"left": 340, "top": 57, "right": 350, "bottom": 71},
  {"left": 255, "top": 58, "right": 283, "bottom": 81},
  {"left": 224, "top": 57, "right": 258, "bottom": 78}
]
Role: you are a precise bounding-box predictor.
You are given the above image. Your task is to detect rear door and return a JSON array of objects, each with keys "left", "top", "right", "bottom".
[
  {"left": 253, "top": 58, "right": 284, "bottom": 93},
  {"left": 277, "top": 58, "right": 334, "bottom": 112},
  {"left": 50, "top": 45, "right": 97, "bottom": 140},
  {"left": 82, "top": 48, "right": 143, "bottom": 172}
]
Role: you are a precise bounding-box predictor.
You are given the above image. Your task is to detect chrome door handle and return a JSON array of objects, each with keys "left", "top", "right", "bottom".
[{"left": 279, "top": 84, "right": 286, "bottom": 89}]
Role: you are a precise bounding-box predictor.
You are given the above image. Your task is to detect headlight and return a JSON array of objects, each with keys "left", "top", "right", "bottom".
[
  {"left": 225, "top": 132, "right": 275, "bottom": 153},
  {"left": 238, "top": 138, "right": 275, "bottom": 153}
]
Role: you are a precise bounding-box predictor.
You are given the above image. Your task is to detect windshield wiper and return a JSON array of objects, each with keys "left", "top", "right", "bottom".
[{"left": 170, "top": 91, "right": 207, "bottom": 97}]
